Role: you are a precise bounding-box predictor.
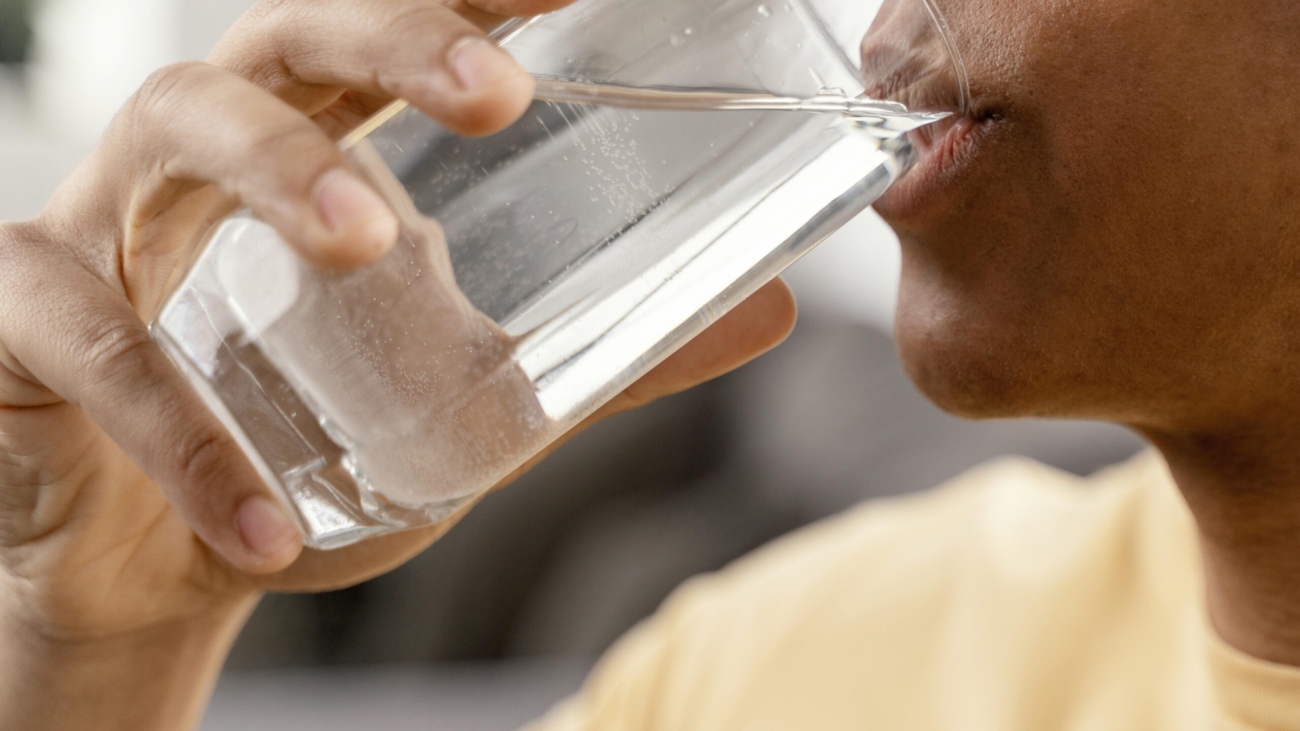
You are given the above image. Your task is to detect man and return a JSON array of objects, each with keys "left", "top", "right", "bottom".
[{"left": 0, "top": 0, "right": 1296, "bottom": 728}]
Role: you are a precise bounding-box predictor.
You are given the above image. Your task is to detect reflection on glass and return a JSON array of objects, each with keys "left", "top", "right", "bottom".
[{"left": 153, "top": 0, "right": 967, "bottom": 549}]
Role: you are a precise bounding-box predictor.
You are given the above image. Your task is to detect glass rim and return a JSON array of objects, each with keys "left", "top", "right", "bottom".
[
  {"left": 344, "top": 0, "right": 973, "bottom": 146},
  {"left": 920, "top": 0, "right": 972, "bottom": 114}
]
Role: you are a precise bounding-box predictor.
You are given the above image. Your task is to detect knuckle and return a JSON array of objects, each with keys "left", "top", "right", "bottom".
[
  {"left": 77, "top": 314, "right": 157, "bottom": 392},
  {"left": 128, "top": 62, "right": 211, "bottom": 125},
  {"left": 370, "top": 6, "right": 469, "bottom": 84},
  {"left": 245, "top": 121, "right": 319, "bottom": 159},
  {"left": 371, "top": 66, "right": 417, "bottom": 100},
  {"left": 172, "top": 427, "right": 233, "bottom": 492},
  {"left": 220, "top": 1, "right": 308, "bottom": 88},
  {"left": 117, "top": 62, "right": 216, "bottom": 164},
  {"left": 237, "top": 122, "right": 338, "bottom": 192},
  {"left": 372, "top": 64, "right": 440, "bottom": 104}
]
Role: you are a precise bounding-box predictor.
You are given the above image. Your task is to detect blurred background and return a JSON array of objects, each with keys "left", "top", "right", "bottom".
[{"left": 0, "top": 1, "right": 1144, "bottom": 728}]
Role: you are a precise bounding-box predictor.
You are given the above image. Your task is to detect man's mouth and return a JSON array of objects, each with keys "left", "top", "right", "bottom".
[
  {"left": 856, "top": 0, "right": 993, "bottom": 221},
  {"left": 874, "top": 107, "right": 996, "bottom": 220}
]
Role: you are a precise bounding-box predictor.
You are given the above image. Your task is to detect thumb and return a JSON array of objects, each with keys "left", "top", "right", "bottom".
[{"left": 0, "top": 232, "right": 302, "bottom": 574}]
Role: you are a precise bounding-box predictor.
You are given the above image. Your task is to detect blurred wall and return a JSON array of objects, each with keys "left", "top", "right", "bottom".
[
  {"left": 28, "top": 0, "right": 255, "bottom": 142},
  {"left": 0, "top": 0, "right": 256, "bottom": 220}
]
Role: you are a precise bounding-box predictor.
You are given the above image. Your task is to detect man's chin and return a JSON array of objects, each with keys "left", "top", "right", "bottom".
[{"left": 893, "top": 303, "right": 1050, "bottom": 421}]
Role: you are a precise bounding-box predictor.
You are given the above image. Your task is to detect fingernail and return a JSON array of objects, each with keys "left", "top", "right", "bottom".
[
  {"left": 449, "top": 37, "right": 523, "bottom": 91},
  {"left": 236, "top": 496, "right": 301, "bottom": 560},
  {"left": 313, "top": 169, "right": 398, "bottom": 253}
]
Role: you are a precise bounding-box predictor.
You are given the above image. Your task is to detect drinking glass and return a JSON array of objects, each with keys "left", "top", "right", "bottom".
[{"left": 152, "top": 0, "right": 968, "bottom": 548}]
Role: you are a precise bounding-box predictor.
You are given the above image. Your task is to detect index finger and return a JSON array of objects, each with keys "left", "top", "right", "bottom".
[{"left": 208, "top": 0, "right": 577, "bottom": 136}]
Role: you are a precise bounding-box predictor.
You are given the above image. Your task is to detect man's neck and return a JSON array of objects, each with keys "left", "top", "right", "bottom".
[{"left": 1147, "top": 424, "right": 1300, "bottom": 666}]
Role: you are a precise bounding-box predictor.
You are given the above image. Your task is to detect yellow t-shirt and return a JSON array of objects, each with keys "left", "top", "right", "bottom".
[{"left": 528, "top": 452, "right": 1300, "bottom": 730}]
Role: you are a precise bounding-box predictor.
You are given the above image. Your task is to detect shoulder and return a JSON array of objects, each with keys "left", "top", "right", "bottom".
[
  {"left": 533, "top": 452, "right": 1200, "bottom": 731},
  {"left": 708, "top": 451, "right": 1183, "bottom": 604}
]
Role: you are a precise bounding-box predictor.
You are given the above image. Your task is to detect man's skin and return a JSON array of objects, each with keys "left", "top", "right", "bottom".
[
  {"left": 875, "top": 0, "right": 1300, "bottom": 666},
  {"left": 0, "top": 0, "right": 1298, "bottom": 727}
]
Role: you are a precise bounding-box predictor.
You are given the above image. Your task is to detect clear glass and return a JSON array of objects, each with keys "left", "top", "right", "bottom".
[{"left": 151, "top": 0, "right": 968, "bottom": 549}]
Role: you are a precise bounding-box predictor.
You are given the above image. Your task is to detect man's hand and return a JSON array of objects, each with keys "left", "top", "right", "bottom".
[{"left": 0, "top": 1, "right": 796, "bottom": 728}]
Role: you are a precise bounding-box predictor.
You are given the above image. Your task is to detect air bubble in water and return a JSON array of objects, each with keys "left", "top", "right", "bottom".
[{"left": 757, "top": 4, "right": 772, "bottom": 16}]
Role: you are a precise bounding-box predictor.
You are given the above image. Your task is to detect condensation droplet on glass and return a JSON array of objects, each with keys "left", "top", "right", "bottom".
[{"left": 757, "top": 3, "right": 772, "bottom": 16}]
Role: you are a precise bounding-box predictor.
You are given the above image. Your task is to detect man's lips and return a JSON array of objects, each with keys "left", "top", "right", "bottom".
[
  {"left": 856, "top": 13, "right": 994, "bottom": 221},
  {"left": 874, "top": 110, "right": 993, "bottom": 220}
]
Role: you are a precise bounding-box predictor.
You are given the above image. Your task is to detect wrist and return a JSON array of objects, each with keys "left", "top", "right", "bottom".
[{"left": 0, "top": 593, "right": 259, "bottom": 731}]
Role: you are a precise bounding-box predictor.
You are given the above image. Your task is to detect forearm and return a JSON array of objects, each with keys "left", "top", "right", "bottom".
[{"left": 0, "top": 596, "right": 258, "bottom": 731}]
